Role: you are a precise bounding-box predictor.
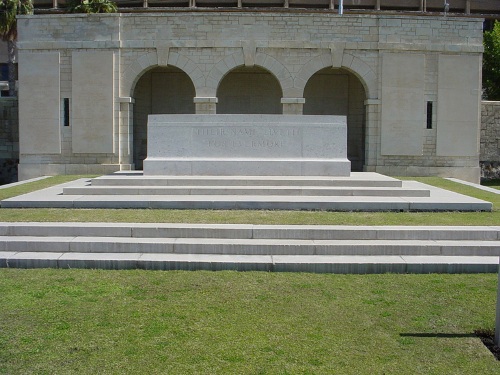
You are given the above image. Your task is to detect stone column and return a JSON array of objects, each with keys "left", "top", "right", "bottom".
[
  {"left": 119, "top": 97, "right": 134, "bottom": 171},
  {"left": 363, "top": 99, "right": 381, "bottom": 172},
  {"left": 194, "top": 97, "right": 217, "bottom": 114},
  {"left": 281, "top": 98, "right": 305, "bottom": 115}
]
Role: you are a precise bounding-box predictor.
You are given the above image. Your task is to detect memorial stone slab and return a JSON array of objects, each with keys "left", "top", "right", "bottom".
[{"left": 143, "top": 115, "right": 350, "bottom": 176}]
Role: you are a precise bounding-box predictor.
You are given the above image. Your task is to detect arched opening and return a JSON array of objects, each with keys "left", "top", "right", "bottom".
[
  {"left": 303, "top": 68, "right": 367, "bottom": 171},
  {"left": 132, "top": 66, "right": 195, "bottom": 169},
  {"left": 217, "top": 66, "right": 282, "bottom": 114}
]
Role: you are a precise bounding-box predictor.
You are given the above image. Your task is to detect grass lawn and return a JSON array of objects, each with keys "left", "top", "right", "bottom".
[
  {"left": 0, "top": 177, "right": 499, "bottom": 373},
  {"left": 0, "top": 176, "right": 499, "bottom": 225},
  {"left": 0, "top": 269, "right": 498, "bottom": 374}
]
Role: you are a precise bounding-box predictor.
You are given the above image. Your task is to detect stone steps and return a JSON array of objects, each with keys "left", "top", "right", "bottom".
[
  {"left": 2, "top": 236, "right": 500, "bottom": 256},
  {"left": 90, "top": 173, "right": 404, "bottom": 188},
  {"left": 1, "top": 172, "right": 492, "bottom": 211},
  {"left": 0, "top": 223, "right": 498, "bottom": 273},
  {"left": 1, "top": 223, "right": 499, "bottom": 240},
  {"left": 62, "top": 185, "right": 430, "bottom": 197}
]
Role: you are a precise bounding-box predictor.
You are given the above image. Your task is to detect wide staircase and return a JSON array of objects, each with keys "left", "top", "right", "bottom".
[
  {"left": 1, "top": 223, "right": 498, "bottom": 273},
  {"left": 1, "top": 172, "right": 492, "bottom": 211}
]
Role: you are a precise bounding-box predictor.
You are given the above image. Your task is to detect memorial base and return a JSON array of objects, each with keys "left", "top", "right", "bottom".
[{"left": 144, "top": 158, "right": 351, "bottom": 176}]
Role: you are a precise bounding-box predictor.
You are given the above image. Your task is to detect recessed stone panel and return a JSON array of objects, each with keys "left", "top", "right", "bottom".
[
  {"left": 72, "top": 51, "right": 114, "bottom": 154},
  {"left": 381, "top": 53, "right": 425, "bottom": 156},
  {"left": 436, "top": 54, "right": 481, "bottom": 157},
  {"left": 18, "top": 52, "right": 61, "bottom": 154}
]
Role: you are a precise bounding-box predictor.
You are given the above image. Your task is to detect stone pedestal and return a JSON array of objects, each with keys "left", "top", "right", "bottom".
[{"left": 143, "top": 114, "right": 350, "bottom": 176}]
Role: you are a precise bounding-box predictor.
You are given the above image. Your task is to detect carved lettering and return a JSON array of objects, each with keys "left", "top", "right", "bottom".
[{"left": 194, "top": 126, "right": 300, "bottom": 151}]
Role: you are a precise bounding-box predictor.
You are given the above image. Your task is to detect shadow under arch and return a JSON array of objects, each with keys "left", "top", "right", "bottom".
[
  {"left": 295, "top": 52, "right": 376, "bottom": 99},
  {"left": 206, "top": 50, "right": 293, "bottom": 100},
  {"left": 303, "top": 67, "right": 367, "bottom": 171},
  {"left": 216, "top": 65, "right": 283, "bottom": 114},
  {"left": 132, "top": 65, "right": 196, "bottom": 169}
]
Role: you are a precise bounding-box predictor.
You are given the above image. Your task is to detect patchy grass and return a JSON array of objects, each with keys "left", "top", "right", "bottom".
[
  {"left": 0, "top": 269, "right": 498, "bottom": 374},
  {"left": 0, "top": 176, "right": 498, "bottom": 225}
]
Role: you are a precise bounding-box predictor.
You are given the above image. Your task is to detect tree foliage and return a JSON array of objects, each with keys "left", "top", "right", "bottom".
[
  {"left": 67, "top": 0, "right": 117, "bottom": 14},
  {"left": 0, "top": 0, "right": 33, "bottom": 96},
  {"left": 0, "top": 0, "right": 33, "bottom": 42},
  {"left": 483, "top": 21, "right": 500, "bottom": 100}
]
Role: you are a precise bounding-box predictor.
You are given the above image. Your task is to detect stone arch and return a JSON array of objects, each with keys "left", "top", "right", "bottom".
[
  {"left": 206, "top": 51, "right": 293, "bottom": 98},
  {"left": 295, "top": 52, "right": 377, "bottom": 99},
  {"left": 132, "top": 66, "right": 196, "bottom": 169},
  {"left": 303, "top": 67, "right": 367, "bottom": 171},
  {"left": 216, "top": 65, "right": 283, "bottom": 114},
  {"left": 121, "top": 51, "right": 204, "bottom": 98}
]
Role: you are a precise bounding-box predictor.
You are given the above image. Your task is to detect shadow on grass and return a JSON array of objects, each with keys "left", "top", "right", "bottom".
[
  {"left": 474, "top": 329, "right": 500, "bottom": 360},
  {"left": 402, "top": 331, "right": 500, "bottom": 360},
  {"left": 400, "top": 333, "right": 476, "bottom": 338}
]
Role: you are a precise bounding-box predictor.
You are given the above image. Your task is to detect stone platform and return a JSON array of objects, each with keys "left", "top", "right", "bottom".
[
  {"left": 0, "top": 172, "right": 492, "bottom": 211},
  {"left": 0, "top": 223, "right": 498, "bottom": 273}
]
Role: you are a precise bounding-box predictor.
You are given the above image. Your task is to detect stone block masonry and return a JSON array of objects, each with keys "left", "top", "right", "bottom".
[
  {"left": 480, "top": 101, "right": 500, "bottom": 180},
  {"left": 143, "top": 114, "right": 350, "bottom": 176},
  {"left": 14, "top": 11, "right": 485, "bottom": 182}
]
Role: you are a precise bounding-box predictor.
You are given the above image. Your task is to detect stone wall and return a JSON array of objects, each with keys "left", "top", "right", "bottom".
[
  {"left": 480, "top": 101, "right": 500, "bottom": 179},
  {"left": 15, "top": 12, "right": 485, "bottom": 182},
  {"left": 0, "top": 98, "right": 18, "bottom": 184}
]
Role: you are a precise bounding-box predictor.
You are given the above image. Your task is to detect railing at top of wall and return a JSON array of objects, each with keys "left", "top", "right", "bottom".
[{"left": 31, "top": 0, "right": 500, "bottom": 18}]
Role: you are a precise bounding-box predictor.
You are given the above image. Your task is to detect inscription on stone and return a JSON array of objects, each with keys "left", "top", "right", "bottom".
[{"left": 194, "top": 126, "right": 300, "bottom": 150}]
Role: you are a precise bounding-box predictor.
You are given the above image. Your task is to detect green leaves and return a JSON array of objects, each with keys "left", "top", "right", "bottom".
[
  {"left": 483, "top": 21, "right": 500, "bottom": 100},
  {"left": 67, "top": 0, "right": 117, "bottom": 14},
  {"left": 0, "top": 0, "right": 33, "bottom": 41}
]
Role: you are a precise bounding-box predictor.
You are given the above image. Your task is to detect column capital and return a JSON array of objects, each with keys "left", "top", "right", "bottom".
[
  {"left": 281, "top": 98, "right": 305, "bottom": 104},
  {"left": 119, "top": 97, "right": 135, "bottom": 104},
  {"left": 194, "top": 97, "right": 218, "bottom": 104},
  {"left": 364, "top": 99, "right": 381, "bottom": 106}
]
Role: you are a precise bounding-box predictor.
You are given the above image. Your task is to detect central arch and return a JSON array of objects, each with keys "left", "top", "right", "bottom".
[{"left": 216, "top": 66, "right": 283, "bottom": 114}]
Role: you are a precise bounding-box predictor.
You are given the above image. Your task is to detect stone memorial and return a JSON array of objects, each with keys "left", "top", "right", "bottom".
[{"left": 143, "top": 114, "right": 350, "bottom": 176}]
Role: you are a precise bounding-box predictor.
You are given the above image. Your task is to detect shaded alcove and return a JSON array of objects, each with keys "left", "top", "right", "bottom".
[
  {"left": 217, "top": 66, "right": 283, "bottom": 114},
  {"left": 303, "top": 68, "right": 367, "bottom": 171},
  {"left": 132, "top": 66, "right": 195, "bottom": 169}
]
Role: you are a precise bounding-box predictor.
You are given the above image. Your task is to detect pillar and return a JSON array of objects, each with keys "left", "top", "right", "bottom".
[
  {"left": 281, "top": 98, "right": 305, "bottom": 115},
  {"left": 363, "top": 99, "right": 381, "bottom": 171},
  {"left": 119, "top": 97, "right": 134, "bottom": 170}
]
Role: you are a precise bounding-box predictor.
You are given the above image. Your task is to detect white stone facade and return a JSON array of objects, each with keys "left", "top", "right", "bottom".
[{"left": 16, "top": 11, "right": 484, "bottom": 182}]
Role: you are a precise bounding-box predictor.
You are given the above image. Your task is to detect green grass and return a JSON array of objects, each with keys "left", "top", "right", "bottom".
[
  {"left": 1, "top": 179, "right": 499, "bottom": 373},
  {"left": 0, "top": 175, "right": 499, "bottom": 225},
  {"left": 0, "top": 269, "right": 497, "bottom": 374},
  {"left": 0, "top": 175, "right": 97, "bottom": 201}
]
